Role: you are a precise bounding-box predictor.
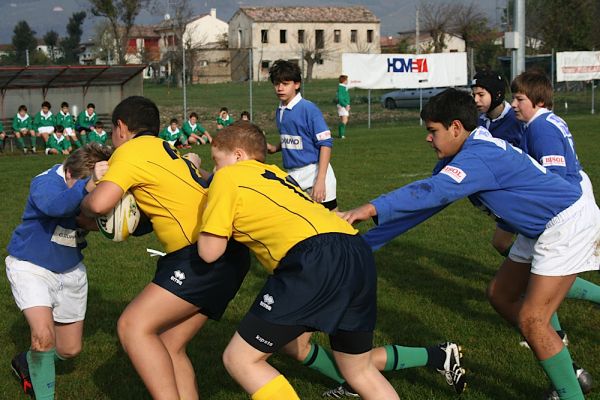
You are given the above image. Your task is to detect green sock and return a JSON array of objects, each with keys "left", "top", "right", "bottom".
[
  {"left": 383, "top": 345, "right": 428, "bottom": 370},
  {"left": 27, "top": 349, "right": 56, "bottom": 400},
  {"left": 80, "top": 134, "right": 87, "bottom": 144},
  {"left": 550, "top": 313, "right": 562, "bottom": 332},
  {"left": 54, "top": 349, "right": 66, "bottom": 362},
  {"left": 338, "top": 123, "right": 346, "bottom": 138},
  {"left": 16, "top": 137, "right": 25, "bottom": 149},
  {"left": 301, "top": 343, "right": 345, "bottom": 384},
  {"left": 567, "top": 277, "right": 600, "bottom": 303},
  {"left": 540, "top": 346, "right": 583, "bottom": 400}
]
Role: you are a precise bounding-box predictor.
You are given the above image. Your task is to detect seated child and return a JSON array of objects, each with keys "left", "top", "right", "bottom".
[
  {"left": 198, "top": 121, "right": 399, "bottom": 400},
  {"left": 88, "top": 121, "right": 108, "bottom": 145},
  {"left": 76, "top": 103, "right": 97, "bottom": 145},
  {"left": 216, "top": 107, "right": 234, "bottom": 130},
  {"left": 240, "top": 111, "right": 251, "bottom": 121},
  {"left": 45, "top": 125, "right": 72, "bottom": 155},
  {"left": 33, "top": 101, "right": 56, "bottom": 148},
  {"left": 12, "top": 105, "right": 36, "bottom": 154},
  {"left": 182, "top": 112, "right": 212, "bottom": 145},
  {"left": 56, "top": 102, "right": 79, "bottom": 148},
  {"left": 0, "top": 120, "right": 5, "bottom": 152},
  {"left": 159, "top": 118, "right": 182, "bottom": 146}
]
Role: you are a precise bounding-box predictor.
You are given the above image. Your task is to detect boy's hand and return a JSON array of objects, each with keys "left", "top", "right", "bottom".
[
  {"left": 267, "top": 143, "right": 279, "bottom": 154},
  {"left": 92, "top": 161, "right": 109, "bottom": 182},
  {"left": 338, "top": 203, "right": 377, "bottom": 224},
  {"left": 311, "top": 179, "right": 326, "bottom": 203},
  {"left": 183, "top": 152, "right": 202, "bottom": 169}
]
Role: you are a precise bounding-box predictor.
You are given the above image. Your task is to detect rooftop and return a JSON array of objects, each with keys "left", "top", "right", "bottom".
[{"left": 237, "top": 6, "right": 379, "bottom": 23}]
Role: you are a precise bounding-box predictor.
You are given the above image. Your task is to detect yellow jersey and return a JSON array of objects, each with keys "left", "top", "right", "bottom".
[
  {"left": 201, "top": 160, "right": 357, "bottom": 272},
  {"left": 101, "top": 135, "right": 206, "bottom": 253}
]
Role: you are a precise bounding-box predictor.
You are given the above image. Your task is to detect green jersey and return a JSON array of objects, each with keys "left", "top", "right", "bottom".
[
  {"left": 337, "top": 83, "right": 350, "bottom": 107},
  {"left": 216, "top": 115, "right": 234, "bottom": 130},
  {"left": 56, "top": 111, "right": 75, "bottom": 129},
  {"left": 159, "top": 126, "right": 181, "bottom": 143},
  {"left": 77, "top": 111, "right": 97, "bottom": 129},
  {"left": 88, "top": 129, "right": 108, "bottom": 145},
  {"left": 0, "top": 121, "right": 4, "bottom": 132},
  {"left": 182, "top": 120, "right": 206, "bottom": 137},
  {"left": 33, "top": 111, "right": 56, "bottom": 131},
  {"left": 47, "top": 134, "right": 70, "bottom": 152},
  {"left": 12, "top": 113, "right": 33, "bottom": 132}
]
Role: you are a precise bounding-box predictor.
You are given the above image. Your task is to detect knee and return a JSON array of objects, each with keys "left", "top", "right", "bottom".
[
  {"left": 30, "top": 327, "right": 56, "bottom": 352},
  {"left": 116, "top": 314, "right": 135, "bottom": 348},
  {"left": 57, "top": 343, "right": 83, "bottom": 359},
  {"left": 222, "top": 345, "right": 237, "bottom": 374},
  {"left": 517, "top": 311, "right": 544, "bottom": 338},
  {"left": 486, "top": 277, "right": 501, "bottom": 306}
]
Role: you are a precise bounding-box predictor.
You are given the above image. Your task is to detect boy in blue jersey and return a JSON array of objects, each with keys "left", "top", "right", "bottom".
[
  {"left": 6, "top": 143, "right": 111, "bottom": 399},
  {"left": 266, "top": 59, "right": 338, "bottom": 210},
  {"left": 343, "top": 88, "right": 600, "bottom": 400}
]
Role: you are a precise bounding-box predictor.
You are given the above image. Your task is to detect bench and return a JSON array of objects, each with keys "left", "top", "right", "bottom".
[{"left": 1, "top": 113, "right": 112, "bottom": 153}]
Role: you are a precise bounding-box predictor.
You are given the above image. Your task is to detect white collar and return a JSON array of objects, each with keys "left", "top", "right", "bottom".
[
  {"left": 525, "top": 107, "right": 551, "bottom": 127},
  {"left": 168, "top": 126, "right": 179, "bottom": 133},
  {"left": 41, "top": 110, "right": 53, "bottom": 118},
  {"left": 188, "top": 120, "right": 196, "bottom": 128},
  {"left": 86, "top": 111, "right": 95, "bottom": 118},
  {"left": 60, "top": 110, "right": 70, "bottom": 116},
  {"left": 339, "top": 83, "right": 348, "bottom": 88},
  {"left": 17, "top": 113, "right": 29, "bottom": 121},
  {"left": 279, "top": 93, "right": 302, "bottom": 111},
  {"left": 52, "top": 133, "right": 64, "bottom": 142}
]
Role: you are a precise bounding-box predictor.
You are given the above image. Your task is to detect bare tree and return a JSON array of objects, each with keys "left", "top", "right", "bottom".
[
  {"left": 296, "top": 30, "right": 336, "bottom": 82},
  {"left": 89, "top": 0, "right": 147, "bottom": 64},
  {"left": 419, "top": 1, "right": 459, "bottom": 52}
]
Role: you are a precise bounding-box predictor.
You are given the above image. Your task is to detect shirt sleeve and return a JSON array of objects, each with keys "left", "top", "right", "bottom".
[
  {"left": 30, "top": 176, "right": 88, "bottom": 218},
  {"left": 528, "top": 124, "right": 569, "bottom": 178},
  {"left": 200, "top": 168, "right": 238, "bottom": 239},
  {"left": 372, "top": 152, "right": 499, "bottom": 226},
  {"left": 100, "top": 152, "right": 143, "bottom": 193},
  {"left": 307, "top": 103, "right": 332, "bottom": 147}
]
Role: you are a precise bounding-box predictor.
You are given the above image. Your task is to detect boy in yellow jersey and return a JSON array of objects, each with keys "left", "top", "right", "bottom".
[
  {"left": 81, "top": 96, "right": 249, "bottom": 400},
  {"left": 198, "top": 121, "right": 398, "bottom": 400}
]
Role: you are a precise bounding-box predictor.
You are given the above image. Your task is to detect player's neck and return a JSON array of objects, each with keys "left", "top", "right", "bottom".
[{"left": 487, "top": 102, "right": 505, "bottom": 120}]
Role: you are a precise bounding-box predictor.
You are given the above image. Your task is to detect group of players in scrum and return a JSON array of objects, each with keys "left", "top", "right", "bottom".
[{"left": 6, "top": 58, "right": 600, "bottom": 400}]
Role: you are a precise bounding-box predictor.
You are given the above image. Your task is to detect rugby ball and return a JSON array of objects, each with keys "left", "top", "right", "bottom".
[{"left": 96, "top": 191, "right": 140, "bottom": 242}]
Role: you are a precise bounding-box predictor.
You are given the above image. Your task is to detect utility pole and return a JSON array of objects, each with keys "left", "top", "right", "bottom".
[
  {"left": 415, "top": 7, "right": 420, "bottom": 55},
  {"left": 515, "top": 0, "right": 525, "bottom": 75}
]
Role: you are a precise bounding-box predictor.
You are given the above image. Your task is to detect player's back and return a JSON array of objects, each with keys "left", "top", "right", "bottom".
[
  {"left": 204, "top": 160, "right": 355, "bottom": 271},
  {"left": 101, "top": 136, "right": 207, "bottom": 253}
]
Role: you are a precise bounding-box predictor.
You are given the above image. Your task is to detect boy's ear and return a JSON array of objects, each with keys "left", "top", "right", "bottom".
[{"left": 451, "top": 119, "right": 465, "bottom": 137}]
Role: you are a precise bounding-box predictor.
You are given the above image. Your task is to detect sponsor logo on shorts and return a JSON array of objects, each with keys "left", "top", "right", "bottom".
[
  {"left": 170, "top": 269, "right": 186, "bottom": 286},
  {"left": 280, "top": 134, "right": 303, "bottom": 150},
  {"left": 440, "top": 165, "right": 467, "bottom": 183},
  {"left": 259, "top": 293, "right": 274, "bottom": 311},
  {"left": 255, "top": 335, "right": 274, "bottom": 347},
  {"left": 541, "top": 155, "right": 566, "bottom": 167}
]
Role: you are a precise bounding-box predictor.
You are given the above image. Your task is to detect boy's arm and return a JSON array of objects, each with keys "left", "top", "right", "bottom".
[
  {"left": 312, "top": 146, "right": 331, "bottom": 203},
  {"left": 12, "top": 116, "right": 18, "bottom": 131},
  {"left": 81, "top": 181, "right": 124, "bottom": 217},
  {"left": 267, "top": 142, "right": 281, "bottom": 153},
  {"left": 198, "top": 233, "right": 228, "bottom": 263},
  {"left": 31, "top": 178, "right": 89, "bottom": 218}
]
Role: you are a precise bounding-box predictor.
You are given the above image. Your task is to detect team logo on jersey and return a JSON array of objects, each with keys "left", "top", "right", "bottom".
[
  {"left": 316, "top": 130, "right": 331, "bottom": 141},
  {"left": 387, "top": 57, "right": 428, "bottom": 73},
  {"left": 260, "top": 294, "right": 274, "bottom": 311},
  {"left": 170, "top": 270, "right": 186, "bottom": 286},
  {"left": 541, "top": 155, "right": 566, "bottom": 167},
  {"left": 440, "top": 165, "right": 467, "bottom": 183},
  {"left": 280, "top": 134, "right": 303, "bottom": 150}
]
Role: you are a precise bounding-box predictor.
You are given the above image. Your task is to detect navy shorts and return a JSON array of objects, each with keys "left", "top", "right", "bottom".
[
  {"left": 153, "top": 240, "right": 250, "bottom": 320},
  {"left": 238, "top": 233, "right": 377, "bottom": 352}
]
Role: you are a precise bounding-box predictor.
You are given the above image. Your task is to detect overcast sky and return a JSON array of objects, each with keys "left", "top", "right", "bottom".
[{"left": 0, "top": 0, "right": 504, "bottom": 44}]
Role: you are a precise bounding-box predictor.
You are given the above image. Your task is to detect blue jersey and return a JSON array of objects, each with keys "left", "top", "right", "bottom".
[
  {"left": 478, "top": 101, "right": 524, "bottom": 147},
  {"left": 7, "top": 165, "right": 89, "bottom": 272},
  {"left": 275, "top": 94, "right": 332, "bottom": 169},
  {"left": 520, "top": 109, "right": 582, "bottom": 186},
  {"left": 363, "top": 127, "right": 581, "bottom": 250}
]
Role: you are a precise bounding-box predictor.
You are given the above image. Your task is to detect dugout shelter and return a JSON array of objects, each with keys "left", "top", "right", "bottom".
[{"left": 0, "top": 65, "right": 146, "bottom": 124}]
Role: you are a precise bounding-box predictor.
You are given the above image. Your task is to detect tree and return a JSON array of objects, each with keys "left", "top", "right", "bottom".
[
  {"left": 90, "top": 0, "right": 148, "bottom": 64},
  {"left": 12, "top": 21, "right": 37, "bottom": 65},
  {"left": 297, "top": 30, "right": 335, "bottom": 82},
  {"left": 60, "top": 12, "right": 86, "bottom": 64},
  {"left": 43, "top": 30, "right": 59, "bottom": 62},
  {"left": 419, "top": 2, "right": 458, "bottom": 52}
]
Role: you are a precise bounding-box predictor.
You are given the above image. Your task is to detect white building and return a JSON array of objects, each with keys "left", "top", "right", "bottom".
[
  {"left": 397, "top": 31, "right": 466, "bottom": 53},
  {"left": 228, "top": 6, "right": 380, "bottom": 81}
]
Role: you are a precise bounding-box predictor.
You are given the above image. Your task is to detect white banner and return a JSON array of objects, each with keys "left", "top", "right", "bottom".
[
  {"left": 342, "top": 52, "right": 468, "bottom": 89},
  {"left": 556, "top": 51, "right": 600, "bottom": 82}
]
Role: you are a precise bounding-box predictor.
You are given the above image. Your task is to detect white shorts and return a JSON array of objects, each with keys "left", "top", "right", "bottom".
[
  {"left": 337, "top": 105, "right": 349, "bottom": 117},
  {"left": 288, "top": 163, "right": 337, "bottom": 202},
  {"left": 5, "top": 256, "right": 88, "bottom": 323},
  {"left": 38, "top": 126, "right": 55, "bottom": 134},
  {"left": 64, "top": 127, "right": 75, "bottom": 137},
  {"left": 508, "top": 196, "right": 600, "bottom": 276}
]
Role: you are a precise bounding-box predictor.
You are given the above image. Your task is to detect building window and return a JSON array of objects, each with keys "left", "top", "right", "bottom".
[
  {"left": 317, "top": 56, "right": 324, "bottom": 65},
  {"left": 334, "top": 30, "right": 341, "bottom": 43},
  {"left": 238, "top": 29, "right": 243, "bottom": 46},
  {"left": 315, "top": 29, "right": 324, "bottom": 49},
  {"left": 199, "top": 60, "right": 208, "bottom": 67},
  {"left": 298, "top": 30, "right": 305, "bottom": 44},
  {"left": 367, "top": 30, "right": 374, "bottom": 43},
  {"left": 261, "top": 29, "right": 268, "bottom": 44},
  {"left": 280, "top": 30, "right": 287, "bottom": 44},
  {"left": 261, "top": 60, "right": 270, "bottom": 69},
  {"left": 350, "top": 30, "right": 357, "bottom": 43}
]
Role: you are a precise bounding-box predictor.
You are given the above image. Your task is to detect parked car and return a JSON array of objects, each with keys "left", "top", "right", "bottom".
[{"left": 380, "top": 87, "right": 469, "bottom": 109}]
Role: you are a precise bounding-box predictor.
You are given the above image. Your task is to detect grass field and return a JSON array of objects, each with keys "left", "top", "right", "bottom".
[{"left": 1, "top": 82, "right": 600, "bottom": 399}]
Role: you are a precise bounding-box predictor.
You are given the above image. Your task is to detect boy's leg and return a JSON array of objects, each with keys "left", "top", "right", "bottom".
[
  {"left": 117, "top": 282, "right": 203, "bottom": 399},
  {"left": 159, "top": 312, "right": 207, "bottom": 400},
  {"left": 22, "top": 306, "right": 57, "bottom": 400},
  {"left": 520, "top": 273, "right": 583, "bottom": 399},
  {"left": 54, "top": 321, "right": 84, "bottom": 359},
  {"left": 487, "top": 257, "right": 531, "bottom": 325},
  {"left": 15, "top": 132, "right": 26, "bottom": 151},
  {"left": 79, "top": 130, "right": 87, "bottom": 145},
  {"left": 223, "top": 332, "right": 299, "bottom": 399}
]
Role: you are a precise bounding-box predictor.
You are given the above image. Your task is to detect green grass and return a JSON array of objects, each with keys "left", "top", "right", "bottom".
[{"left": 1, "top": 83, "right": 600, "bottom": 399}]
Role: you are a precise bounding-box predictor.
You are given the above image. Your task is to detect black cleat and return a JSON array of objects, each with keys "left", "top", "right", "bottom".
[{"left": 11, "top": 352, "right": 35, "bottom": 398}]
